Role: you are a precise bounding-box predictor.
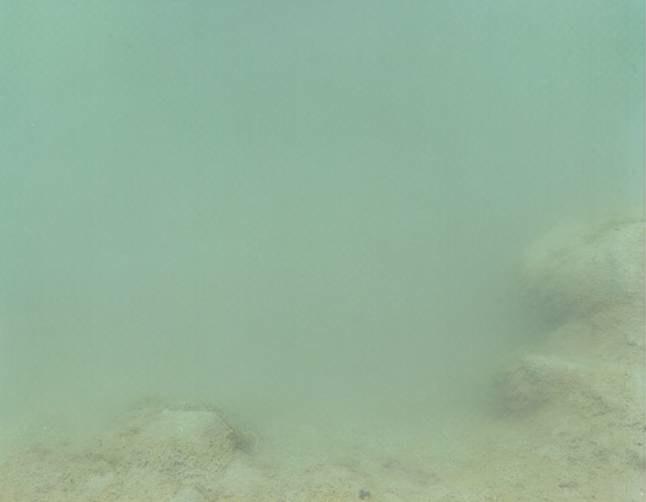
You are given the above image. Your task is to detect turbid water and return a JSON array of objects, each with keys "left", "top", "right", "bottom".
[{"left": 0, "top": 2, "right": 644, "bottom": 500}]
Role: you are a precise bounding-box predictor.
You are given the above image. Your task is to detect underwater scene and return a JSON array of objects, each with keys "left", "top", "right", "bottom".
[{"left": 1, "top": 1, "right": 644, "bottom": 500}]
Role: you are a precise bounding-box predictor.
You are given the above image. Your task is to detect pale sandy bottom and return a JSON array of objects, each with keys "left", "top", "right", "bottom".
[
  {"left": 1, "top": 218, "right": 644, "bottom": 501},
  {"left": 0, "top": 373, "right": 643, "bottom": 502},
  {"left": 1, "top": 325, "right": 644, "bottom": 502}
]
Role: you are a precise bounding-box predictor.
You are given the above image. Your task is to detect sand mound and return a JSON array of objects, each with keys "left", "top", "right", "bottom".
[
  {"left": 488, "top": 217, "right": 646, "bottom": 500},
  {"left": 523, "top": 218, "right": 645, "bottom": 319},
  {"left": 0, "top": 404, "right": 241, "bottom": 502}
]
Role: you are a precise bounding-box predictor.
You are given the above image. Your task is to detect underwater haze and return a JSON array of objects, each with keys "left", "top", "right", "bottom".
[{"left": 1, "top": 0, "right": 644, "bottom": 471}]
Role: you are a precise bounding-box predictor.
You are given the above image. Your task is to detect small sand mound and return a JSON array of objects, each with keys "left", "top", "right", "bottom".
[{"left": 0, "top": 404, "right": 241, "bottom": 502}]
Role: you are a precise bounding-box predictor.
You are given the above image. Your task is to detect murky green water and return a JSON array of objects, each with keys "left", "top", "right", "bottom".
[{"left": 1, "top": 1, "right": 643, "bottom": 499}]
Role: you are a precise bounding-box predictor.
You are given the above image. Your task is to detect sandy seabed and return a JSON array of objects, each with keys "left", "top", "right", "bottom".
[{"left": 1, "top": 217, "right": 644, "bottom": 501}]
